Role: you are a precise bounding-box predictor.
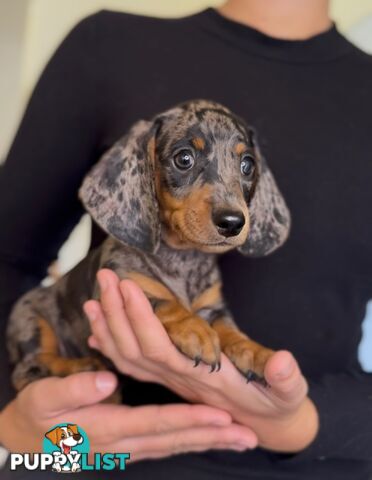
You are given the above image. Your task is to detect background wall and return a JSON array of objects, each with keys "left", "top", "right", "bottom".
[
  {"left": 0, "top": 0, "right": 28, "bottom": 163},
  {"left": 1, "top": 0, "right": 372, "bottom": 369}
]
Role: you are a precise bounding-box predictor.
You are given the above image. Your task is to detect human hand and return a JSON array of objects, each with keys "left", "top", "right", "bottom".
[
  {"left": 0, "top": 370, "right": 257, "bottom": 461},
  {"left": 85, "top": 269, "right": 319, "bottom": 454}
]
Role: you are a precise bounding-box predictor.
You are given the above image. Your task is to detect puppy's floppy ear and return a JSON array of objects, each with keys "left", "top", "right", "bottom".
[
  {"left": 239, "top": 131, "right": 291, "bottom": 257},
  {"left": 79, "top": 119, "right": 161, "bottom": 252},
  {"left": 45, "top": 427, "right": 59, "bottom": 445}
]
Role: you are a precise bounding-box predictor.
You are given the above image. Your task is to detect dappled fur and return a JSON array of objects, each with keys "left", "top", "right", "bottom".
[{"left": 7, "top": 100, "right": 290, "bottom": 390}]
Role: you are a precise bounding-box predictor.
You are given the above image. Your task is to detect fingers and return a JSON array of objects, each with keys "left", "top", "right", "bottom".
[
  {"left": 95, "top": 269, "right": 142, "bottom": 359},
  {"left": 22, "top": 371, "right": 117, "bottom": 418},
  {"left": 85, "top": 299, "right": 161, "bottom": 382},
  {"left": 84, "top": 299, "right": 119, "bottom": 358},
  {"left": 131, "top": 443, "right": 246, "bottom": 462},
  {"left": 84, "top": 403, "right": 233, "bottom": 440},
  {"left": 131, "top": 440, "right": 249, "bottom": 462},
  {"left": 93, "top": 271, "right": 202, "bottom": 370},
  {"left": 119, "top": 280, "right": 187, "bottom": 366},
  {"left": 264, "top": 350, "right": 308, "bottom": 407},
  {"left": 98, "top": 423, "right": 257, "bottom": 460}
]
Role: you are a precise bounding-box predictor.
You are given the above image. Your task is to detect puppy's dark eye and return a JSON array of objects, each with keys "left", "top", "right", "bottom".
[
  {"left": 61, "top": 434, "right": 66, "bottom": 439},
  {"left": 240, "top": 154, "right": 255, "bottom": 177},
  {"left": 173, "top": 150, "right": 194, "bottom": 171}
]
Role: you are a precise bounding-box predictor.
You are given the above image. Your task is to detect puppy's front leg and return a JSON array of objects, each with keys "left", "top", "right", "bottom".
[
  {"left": 155, "top": 300, "right": 221, "bottom": 370},
  {"left": 212, "top": 315, "right": 274, "bottom": 384},
  {"left": 126, "top": 272, "right": 221, "bottom": 369},
  {"left": 190, "top": 278, "right": 274, "bottom": 383}
]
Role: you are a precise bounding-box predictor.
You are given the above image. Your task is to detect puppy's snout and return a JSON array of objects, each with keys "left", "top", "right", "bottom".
[
  {"left": 73, "top": 434, "right": 82, "bottom": 441},
  {"left": 212, "top": 210, "right": 245, "bottom": 237}
]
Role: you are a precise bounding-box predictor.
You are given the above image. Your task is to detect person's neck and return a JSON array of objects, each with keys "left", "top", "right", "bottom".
[{"left": 217, "top": 0, "right": 332, "bottom": 40}]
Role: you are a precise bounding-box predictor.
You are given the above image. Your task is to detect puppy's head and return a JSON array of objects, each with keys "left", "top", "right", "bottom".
[
  {"left": 80, "top": 100, "right": 290, "bottom": 256},
  {"left": 45, "top": 424, "right": 83, "bottom": 455}
]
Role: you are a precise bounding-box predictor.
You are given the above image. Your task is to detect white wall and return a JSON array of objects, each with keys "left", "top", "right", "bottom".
[
  {"left": 347, "top": 15, "right": 372, "bottom": 53},
  {"left": 0, "top": 0, "right": 29, "bottom": 161}
]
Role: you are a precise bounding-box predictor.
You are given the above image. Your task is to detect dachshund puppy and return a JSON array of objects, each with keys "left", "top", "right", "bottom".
[{"left": 7, "top": 100, "right": 290, "bottom": 391}]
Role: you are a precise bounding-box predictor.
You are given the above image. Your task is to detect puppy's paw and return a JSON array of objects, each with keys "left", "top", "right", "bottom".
[
  {"left": 62, "top": 356, "right": 106, "bottom": 374},
  {"left": 164, "top": 316, "right": 221, "bottom": 371},
  {"left": 36, "top": 355, "right": 108, "bottom": 378},
  {"left": 224, "top": 340, "right": 274, "bottom": 386},
  {"left": 101, "top": 388, "right": 122, "bottom": 405}
]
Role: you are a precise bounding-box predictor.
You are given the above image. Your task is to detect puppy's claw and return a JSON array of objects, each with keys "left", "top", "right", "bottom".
[
  {"left": 246, "top": 369, "right": 268, "bottom": 387},
  {"left": 209, "top": 360, "right": 221, "bottom": 373},
  {"left": 246, "top": 370, "right": 256, "bottom": 383},
  {"left": 193, "top": 356, "right": 201, "bottom": 368}
]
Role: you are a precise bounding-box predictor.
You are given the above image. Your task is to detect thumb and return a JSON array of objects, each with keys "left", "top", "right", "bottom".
[
  {"left": 264, "top": 351, "right": 308, "bottom": 407},
  {"left": 25, "top": 371, "right": 118, "bottom": 418}
]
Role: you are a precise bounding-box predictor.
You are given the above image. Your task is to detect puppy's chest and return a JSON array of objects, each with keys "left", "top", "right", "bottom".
[
  {"left": 159, "top": 253, "right": 218, "bottom": 307},
  {"left": 103, "top": 240, "right": 218, "bottom": 308}
]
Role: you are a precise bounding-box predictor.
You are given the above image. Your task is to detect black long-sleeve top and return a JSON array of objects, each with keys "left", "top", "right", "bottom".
[{"left": 0, "top": 9, "right": 372, "bottom": 480}]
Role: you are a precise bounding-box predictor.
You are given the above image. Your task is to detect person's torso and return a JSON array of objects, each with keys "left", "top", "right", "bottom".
[{"left": 89, "top": 9, "right": 372, "bottom": 381}]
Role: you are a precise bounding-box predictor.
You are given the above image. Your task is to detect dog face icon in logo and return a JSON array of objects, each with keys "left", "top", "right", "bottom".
[{"left": 44, "top": 424, "right": 87, "bottom": 472}]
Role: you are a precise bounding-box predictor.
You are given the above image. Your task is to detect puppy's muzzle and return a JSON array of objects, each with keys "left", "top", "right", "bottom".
[{"left": 212, "top": 210, "right": 245, "bottom": 237}]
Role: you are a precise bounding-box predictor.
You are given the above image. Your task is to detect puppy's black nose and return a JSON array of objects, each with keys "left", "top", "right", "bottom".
[
  {"left": 213, "top": 210, "right": 245, "bottom": 237},
  {"left": 73, "top": 434, "right": 81, "bottom": 441}
]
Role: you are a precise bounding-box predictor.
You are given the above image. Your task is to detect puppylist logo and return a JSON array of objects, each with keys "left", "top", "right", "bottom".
[{"left": 10, "top": 423, "right": 130, "bottom": 473}]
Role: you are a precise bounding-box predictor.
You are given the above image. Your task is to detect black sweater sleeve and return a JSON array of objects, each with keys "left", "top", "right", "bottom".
[
  {"left": 272, "top": 370, "right": 372, "bottom": 464},
  {"left": 0, "top": 14, "right": 101, "bottom": 409},
  {"left": 305, "top": 371, "right": 372, "bottom": 461}
]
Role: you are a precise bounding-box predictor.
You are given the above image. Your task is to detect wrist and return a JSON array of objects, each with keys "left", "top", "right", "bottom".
[{"left": 258, "top": 397, "right": 319, "bottom": 453}]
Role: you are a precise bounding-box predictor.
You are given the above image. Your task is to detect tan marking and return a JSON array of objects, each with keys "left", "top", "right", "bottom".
[
  {"left": 37, "top": 355, "right": 105, "bottom": 377},
  {"left": 38, "top": 317, "right": 58, "bottom": 355},
  {"left": 147, "top": 136, "right": 156, "bottom": 165},
  {"left": 191, "top": 282, "right": 222, "bottom": 312},
  {"left": 235, "top": 142, "right": 247, "bottom": 155},
  {"left": 127, "top": 272, "right": 176, "bottom": 301},
  {"left": 37, "top": 318, "right": 105, "bottom": 378},
  {"left": 155, "top": 299, "right": 190, "bottom": 325},
  {"left": 157, "top": 184, "right": 215, "bottom": 248},
  {"left": 192, "top": 137, "right": 205, "bottom": 151}
]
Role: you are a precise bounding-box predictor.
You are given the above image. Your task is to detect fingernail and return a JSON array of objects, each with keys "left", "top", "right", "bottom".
[
  {"left": 120, "top": 283, "right": 129, "bottom": 303},
  {"left": 98, "top": 274, "right": 108, "bottom": 292},
  {"left": 88, "top": 336, "right": 99, "bottom": 349},
  {"left": 211, "top": 417, "right": 231, "bottom": 427},
  {"left": 232, "top": 443, "right": 251, "bottom": 451},
  {"left": 276, "top": 358, "right": 295, "bottom": 379},
  {"left": 95, "top": 372, "right": 116, "bottom": 393},
  {"left": 86, "top": 307, "right": 96, "bottom": 322}
]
